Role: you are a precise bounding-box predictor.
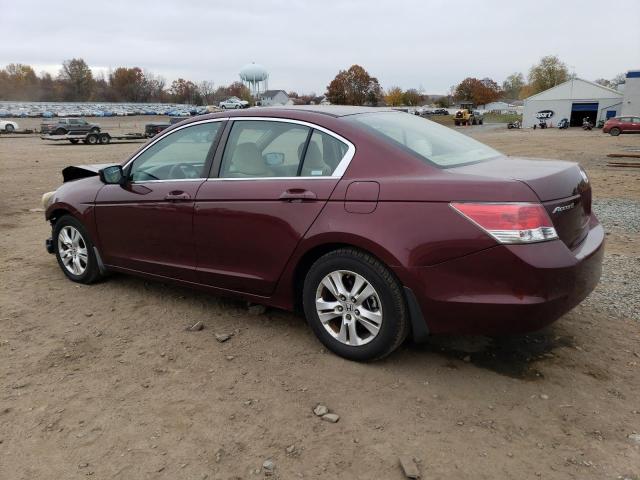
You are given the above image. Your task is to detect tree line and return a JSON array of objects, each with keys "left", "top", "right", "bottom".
[
  {"left": 325, "top": 56, "right": 627, "bottom": 107},
  {"left": 1, "top": 56, "right": 627, "bottom": 107},
  {"left": 0, "top": 58, "right": 252, "bottom": 105}
]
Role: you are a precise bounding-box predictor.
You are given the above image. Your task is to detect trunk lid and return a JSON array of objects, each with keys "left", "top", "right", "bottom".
[{"left": 453, "top": 156, "right": 591, "bottom": 249}]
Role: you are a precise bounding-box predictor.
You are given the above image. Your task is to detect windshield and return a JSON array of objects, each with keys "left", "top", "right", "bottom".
[{"left": 345, "top": 112, "right": 501, "bottom": 167}]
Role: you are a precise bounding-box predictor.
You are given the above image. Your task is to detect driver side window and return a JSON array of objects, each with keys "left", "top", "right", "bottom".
[{"left": 129, "top": 122, "right": 221, "bottom": 182}]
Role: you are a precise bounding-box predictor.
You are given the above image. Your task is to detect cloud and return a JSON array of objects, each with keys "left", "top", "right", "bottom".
[{"left": 1, "top": 0, "right": 638, "bottom": 94}]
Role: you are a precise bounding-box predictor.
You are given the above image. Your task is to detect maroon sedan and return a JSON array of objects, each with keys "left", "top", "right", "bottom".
[{"left": 43, "top": 106, "right": 604, "bottom": 361}]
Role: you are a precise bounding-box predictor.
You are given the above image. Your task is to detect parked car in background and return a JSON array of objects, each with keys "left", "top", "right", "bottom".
[
  {"left": 42, "top": 106, "right": 603, "bottom": 361},
  {"left": 602, "top": 116, "right": 640, "bottom": 136},
  {"left": 41, "top": 118, "right": 100, "bottom": 135},
  {"left": 219, "top": 97, "right": 249, "bottom": 109},
  {"left": 0, "top": 120, "right": 19, "bottom": 132},
  {"left": 432, "top": 108, "right": 449, "bottom": 115},
  {"left": 146, "top": 116, "right": 191, "bottom": 137}
]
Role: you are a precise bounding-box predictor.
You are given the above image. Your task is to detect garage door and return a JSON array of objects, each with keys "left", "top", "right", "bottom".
[
  {"left": 571, "top": 103, "right": 598, "bottom": 112},
  {"left": 570, "top": 102, "right": 598, "bottom": 127}
]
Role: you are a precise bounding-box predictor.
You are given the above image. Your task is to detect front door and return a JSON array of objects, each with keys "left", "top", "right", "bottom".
[
  {"left": 194, "top": 119, "right": 352, "bottom": 296},
  {"left": 95, "top": 120, "right": 224, "bottom": 281}
]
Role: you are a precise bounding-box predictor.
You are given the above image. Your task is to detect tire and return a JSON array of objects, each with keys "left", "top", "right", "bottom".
[
  {"left": 454, "top": 120, "right": 460, "bottom": 126},
  {"left": 87, "top": 133, "right": 99, "bottom": 145},
  {"left": 609, "top": 127, "right": 621, "bottom": 136},
  {"left": 5, "top": 124, "right": 15, "bottom": 133},
  {"left": 221, "top": 105, "right": 226, "bottom": 110},
  {"left": 69, "top": 139, "right": 79, "bottom": 144},
  {"left": 235, "top": 105, "right": 241, "bottom": 109},
  {"left": 479, "top": 119, "right": 483, "bottom": 125},
  {"left": 302, "top": 248, "right": 409, "bottom": 361},
  {"left": 53, "top": 215, "right": 102, "bottom": 284},
  {"left": 99, "top": 133, "right": 110, "bottom": 144},
  {"left": 55, "top": 128, "right": 67, "bottom": 135}
]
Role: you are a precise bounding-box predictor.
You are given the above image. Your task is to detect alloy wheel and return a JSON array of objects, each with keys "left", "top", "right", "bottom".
[
  {"left": 315, "top": 270, "right": 383, "bottom": 346},
  {"left": 57, "top": 226, "right": 88, "bottom": 276}
]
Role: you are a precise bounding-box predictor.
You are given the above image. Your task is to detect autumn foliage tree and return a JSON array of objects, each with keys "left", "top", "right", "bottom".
[
  {"left": 527, "top": 55, "right": 569, "bottom": 95},
  {"left": 58, "top": 58, "right": 94, "bottom": 101},
  {"left": 454, "top": 77, "right": 502, "bottom": 105},
  {"left": 326, "top": 65, "right": 382, "bottom": 105},
  {"left": 384, "top": 86, "right": 404, "bottom": 106}
]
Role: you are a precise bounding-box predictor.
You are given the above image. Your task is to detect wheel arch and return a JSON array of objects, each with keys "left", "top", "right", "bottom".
[{"left": 287, "top": 239, "right": 429, "bottom": 343}]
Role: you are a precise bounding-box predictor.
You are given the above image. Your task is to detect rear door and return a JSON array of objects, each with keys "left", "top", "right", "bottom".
[
  {"left": 95, "top": 119, "right": 224, "bottom": 281},
  {"left": 194, "top": 118, "right": 353, "bottom": 295}
]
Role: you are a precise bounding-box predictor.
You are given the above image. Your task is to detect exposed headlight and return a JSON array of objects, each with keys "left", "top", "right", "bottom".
[{"left": 42, "top": 191, "right": 55, "bottom": 209}]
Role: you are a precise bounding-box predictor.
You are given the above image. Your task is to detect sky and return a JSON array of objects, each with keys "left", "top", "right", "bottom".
[{"left": 1, "top": 0, "right": 639, "bottom": 95}]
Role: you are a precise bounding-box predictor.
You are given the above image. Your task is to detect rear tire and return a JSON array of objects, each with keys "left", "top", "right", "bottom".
[
  {"left": 302, "top": 248, "right": 409, "bottom": 361},
  {"left": 99, "top": 133, "right": 110, "bottom": 144},
  {"left": 609, "top": 127, "right": 621, "bottom": 136},
  {"left": 53, "top": 215, "right": 102, "bottom": 284},
  {"left": 87, "top": 133, "right": 99, "bottom": 145},
  {"left": 55, "top": 128, "right": 67, "bottom": 135}
]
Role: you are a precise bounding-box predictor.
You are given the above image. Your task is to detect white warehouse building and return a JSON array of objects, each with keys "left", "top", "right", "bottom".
[{"left": 523, "top": 78, "right": 623, "bottom": 128}]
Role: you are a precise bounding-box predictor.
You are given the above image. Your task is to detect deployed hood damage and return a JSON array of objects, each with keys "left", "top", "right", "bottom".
[{"left": 62, "top": 163, "right": 118, "bottom": 182}]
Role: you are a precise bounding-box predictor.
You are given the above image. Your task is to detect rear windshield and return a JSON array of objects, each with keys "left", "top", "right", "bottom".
[{"left": 345, "top": 112, "right": 501, "bottom": 167}]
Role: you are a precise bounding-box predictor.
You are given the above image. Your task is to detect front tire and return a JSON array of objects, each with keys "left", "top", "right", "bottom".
[
  {"left": 609, "top": 127, "right": 621, "bottom": 136},
  {"left": 5, "top": 124, "right": 15, "bottom": 132},
  {"left": 303, "top": 248, "right": 409, "bottom": 361},
  {"left": 53, "top": 216, "right": 102, "bottom": 284}
]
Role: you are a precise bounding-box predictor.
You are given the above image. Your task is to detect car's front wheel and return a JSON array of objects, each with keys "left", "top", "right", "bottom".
[
  {"left": 53, "top": 216, "right": 102, "bottom": 284},
  {"left": 5, "top": 123, "right": 15, "bottom": 133},
  {"left": 609, "top": 127, "right": 621, "bottom": 136},
  {"left": 303, "top": 248, "right": 409, "bottom": 361}
]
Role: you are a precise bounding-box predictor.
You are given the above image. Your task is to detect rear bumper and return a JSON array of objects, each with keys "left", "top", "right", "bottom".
[{"left": 401, "top": 215, "right": 604, "bottom": 335}]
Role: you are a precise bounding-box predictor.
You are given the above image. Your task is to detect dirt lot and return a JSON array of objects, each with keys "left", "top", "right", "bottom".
[{"left": 1, "top": 117, "right": 639, "bottom": 479}]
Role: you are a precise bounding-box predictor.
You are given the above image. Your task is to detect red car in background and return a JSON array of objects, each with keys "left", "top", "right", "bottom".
[
  {"left": 42, "top": 106, "right": 604, "bottom": 361},
  {"left": 603, "top": 115, "right": 640, "bottom": 136}
]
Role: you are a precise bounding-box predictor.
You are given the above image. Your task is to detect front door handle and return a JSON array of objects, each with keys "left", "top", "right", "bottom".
[
  {"left": 279, "top": 188, "right": 317, "bottom": 202},
  {"left": 164, "top": 191, "right": 191, "bottom": 201}
]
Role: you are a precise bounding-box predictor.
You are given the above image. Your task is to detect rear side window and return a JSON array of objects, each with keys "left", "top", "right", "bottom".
[{"left": 301, "top": 130, "right": 348, "bottom": 176}]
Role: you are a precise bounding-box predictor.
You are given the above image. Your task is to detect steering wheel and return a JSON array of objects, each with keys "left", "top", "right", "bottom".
[{"left": 168, "top": 163, "right": 200, "bottom": 179}]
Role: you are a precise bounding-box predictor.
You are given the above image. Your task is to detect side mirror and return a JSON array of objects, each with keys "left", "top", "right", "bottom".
[{"left": 99, "top": 165, "right": 125, "bottom": 185}]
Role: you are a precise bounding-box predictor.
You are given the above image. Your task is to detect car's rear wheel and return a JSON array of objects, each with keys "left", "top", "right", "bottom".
[
  {"left": 53, "top": 216, "right": 101, "bottom": 284},
  {"left": 609, "top": 127, "right": 621, "bottom": 136},
  {"left": 221, "top": 105, "right": 226, "bottom": 110},
  {"left": 303, "top": 248, "right": 409, "bottom": 361}
]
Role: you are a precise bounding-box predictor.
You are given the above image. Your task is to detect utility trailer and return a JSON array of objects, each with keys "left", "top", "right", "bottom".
[{"left": 41, "top": 131, "right": 147, "bottom": 145}]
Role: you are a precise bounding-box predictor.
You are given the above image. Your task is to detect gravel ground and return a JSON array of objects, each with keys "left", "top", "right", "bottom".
[
  {"left": 593, "top": 198, "right": 640, "bottom": 234},
  {"left": 585, "top": 199, "right": 640, "bottom": 322}
]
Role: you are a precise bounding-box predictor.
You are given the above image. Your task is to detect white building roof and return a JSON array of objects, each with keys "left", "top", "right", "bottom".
[{"left": 524, "top": 78, "right": 623, "bottom": 102}]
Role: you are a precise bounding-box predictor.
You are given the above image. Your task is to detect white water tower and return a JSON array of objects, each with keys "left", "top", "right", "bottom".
[{"left": 240, "top": 62, "right": 269, "bottom": 97}]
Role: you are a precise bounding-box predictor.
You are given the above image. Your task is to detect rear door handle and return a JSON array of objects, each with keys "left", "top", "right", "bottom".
[
  {"left": 279, "top": 188, "right": 317, "bottom": 202},
  {"left": 164, "top": 191, "right": 191, "bottom": 201}
]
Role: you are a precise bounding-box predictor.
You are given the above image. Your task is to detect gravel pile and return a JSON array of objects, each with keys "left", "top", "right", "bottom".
[
  {"left": 583, "top": 199, "right": 640, "bottom": 321},
  {"left": 592, "top": 199, "right": 640, "bottom": 234}
]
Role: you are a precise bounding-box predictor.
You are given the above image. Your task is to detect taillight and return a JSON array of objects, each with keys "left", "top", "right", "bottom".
[{"left": 451, "top": 202, "right": 558, "bottom": 244}]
